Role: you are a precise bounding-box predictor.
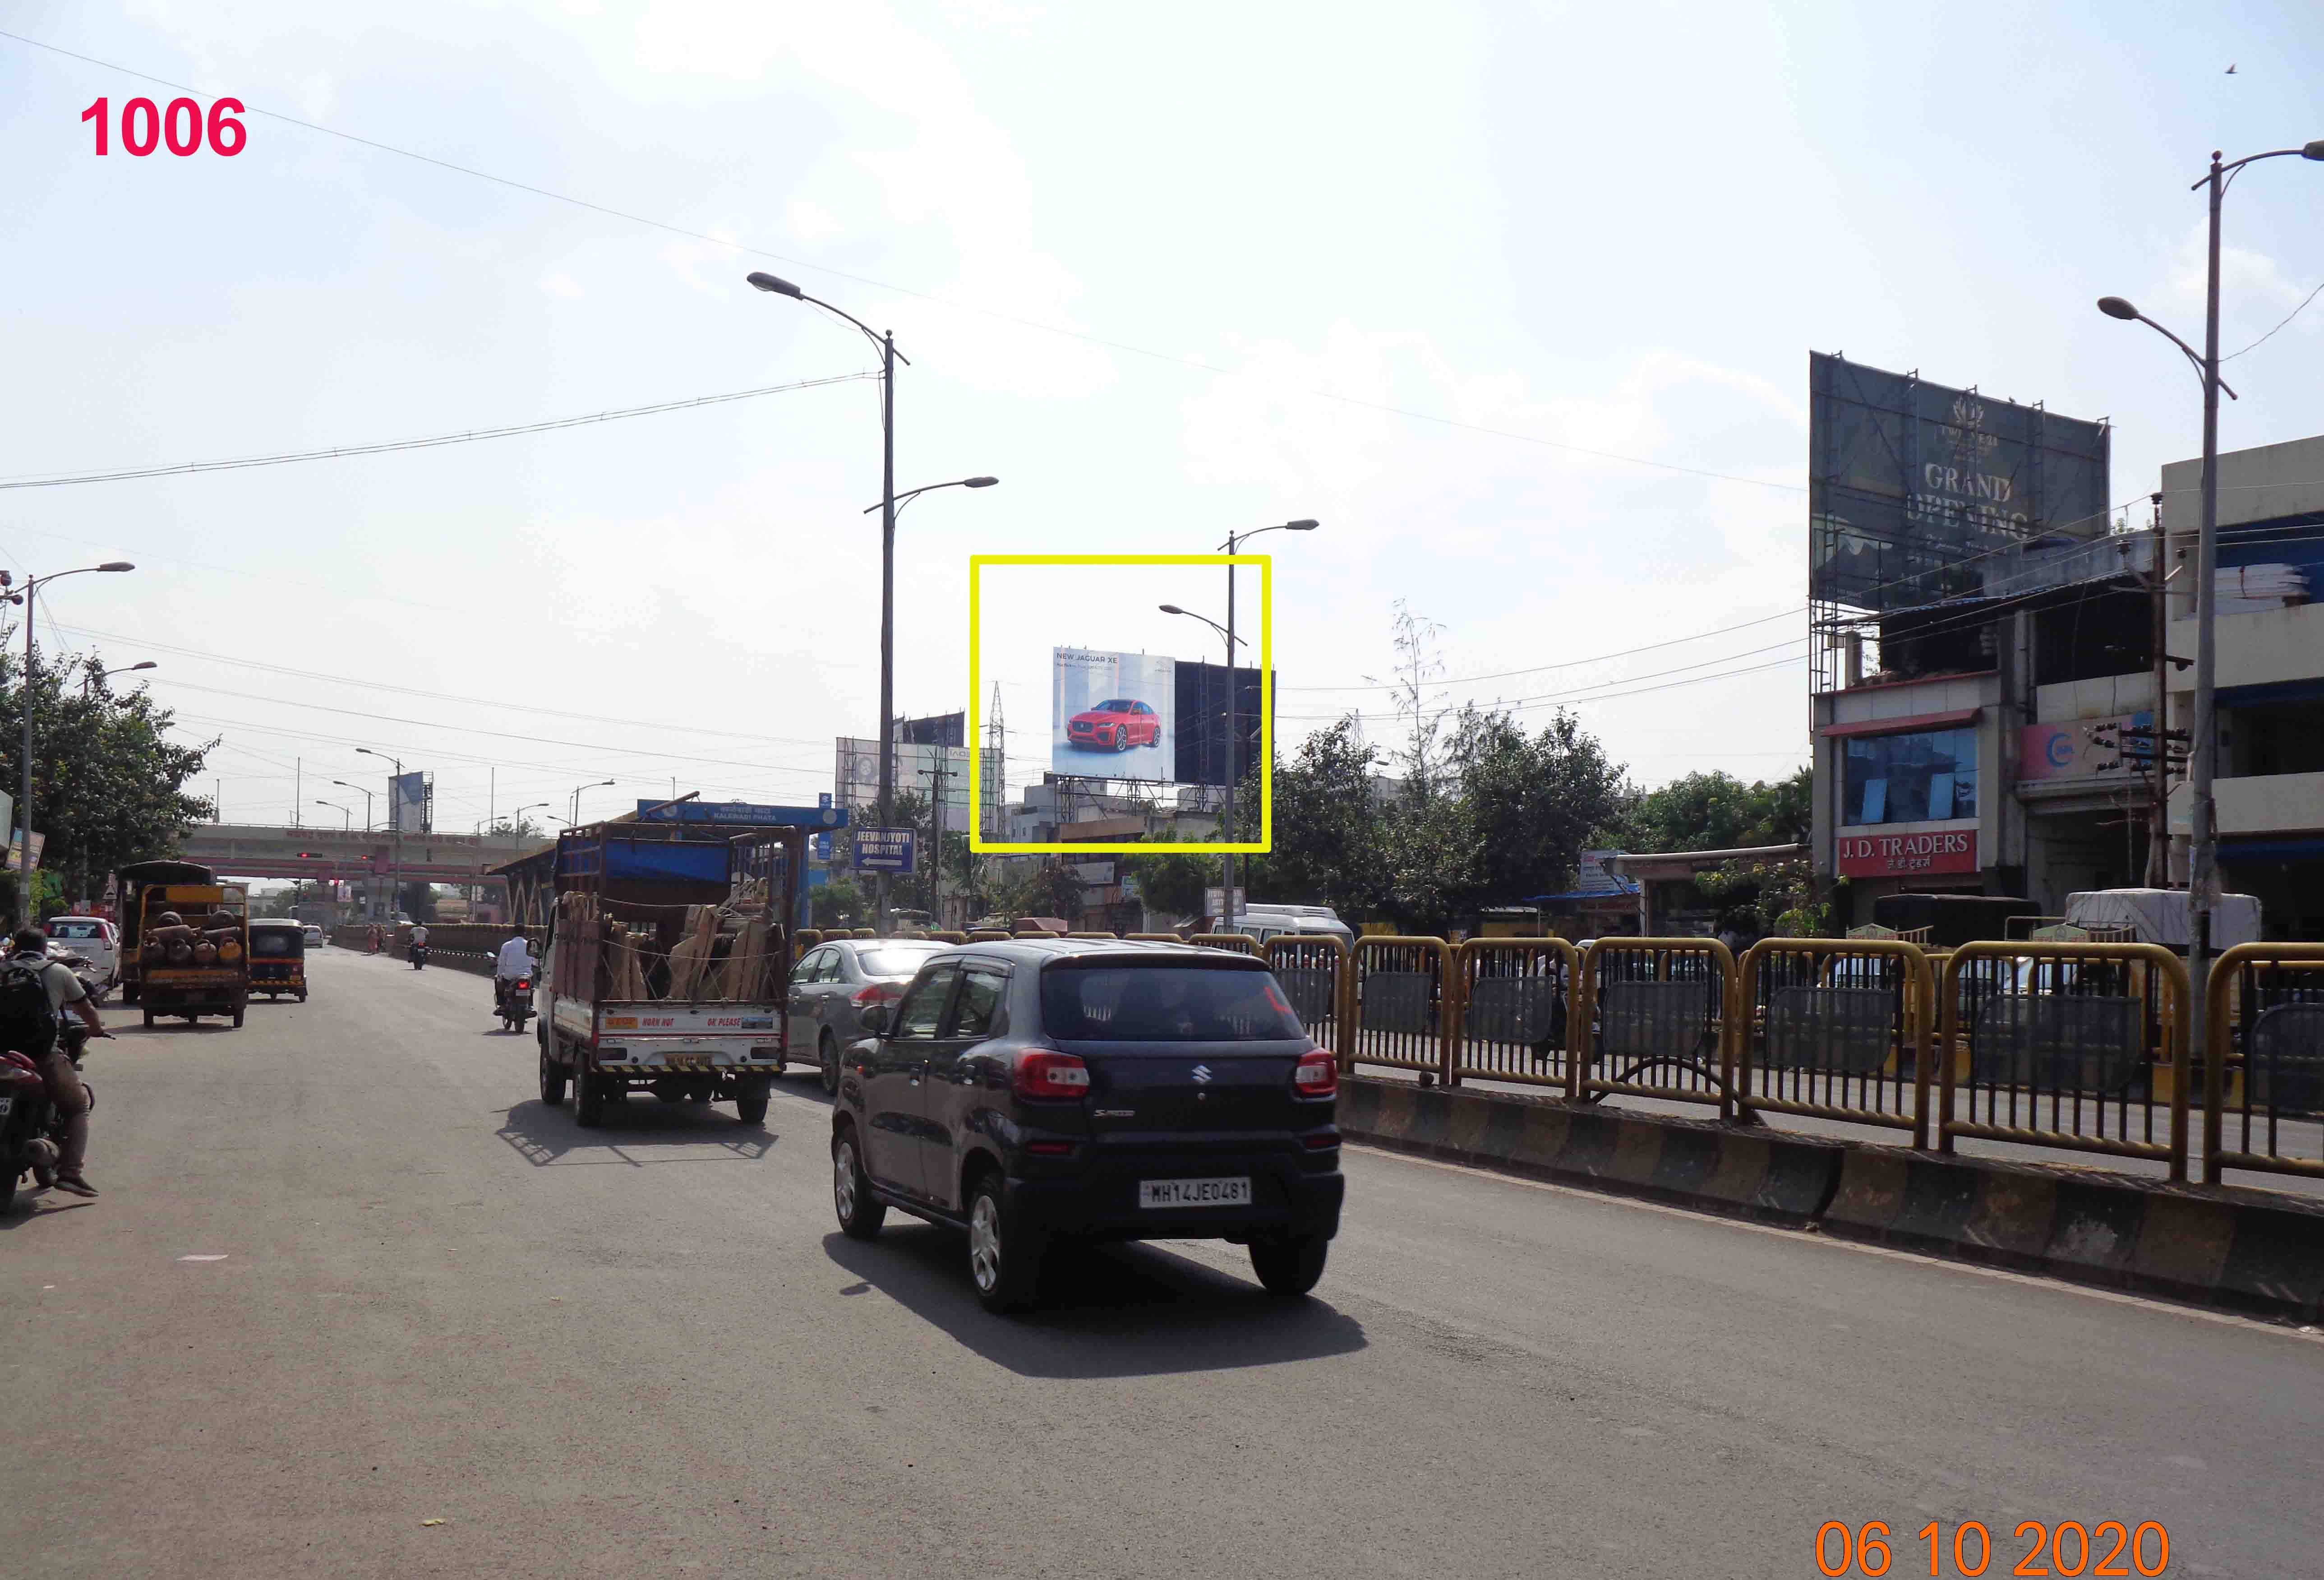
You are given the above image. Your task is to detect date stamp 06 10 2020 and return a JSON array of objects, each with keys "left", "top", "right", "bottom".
[{"left": 1812, "top": 1520, "right": 2172, "bottom": 1578}]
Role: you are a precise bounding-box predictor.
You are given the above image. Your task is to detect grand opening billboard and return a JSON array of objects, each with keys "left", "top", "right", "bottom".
[
  {"left": 834, "top": 738, "right": 971, "bottom": 832},
  {"left": 1051, "top": 648, "right": 1178, "bottom": 780},
  {"left": 1809, "top": 353, "right": 2111, "bottom": 613}
]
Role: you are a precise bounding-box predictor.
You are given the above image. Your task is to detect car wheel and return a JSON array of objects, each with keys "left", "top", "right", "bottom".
[
  {"left": 1114, "top": 727, "right": 1131, "bottom": 753},
  {"left": 1248, "top": 1233, "right": 1330, "bottom": 1298},
  {"left": 539, "top": 1041, "right": 567, "bottom": 1107},
  {"left": 832, "top": 1127, "right": 885, "bottom": 1240},
  {"left": 966, "top": 1170, "right": 1043, "bottom": 1315},
  {"left": 819, "top": 1030, "right": 840, "bottom": 1096},
  {"left": 735, "top": 1087, "right": 770, "bottom": 1126}
]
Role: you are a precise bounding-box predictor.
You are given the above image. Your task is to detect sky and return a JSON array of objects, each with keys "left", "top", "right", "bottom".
[{"left": 4, "top": 0, "right": 2322, "bottom": 838}]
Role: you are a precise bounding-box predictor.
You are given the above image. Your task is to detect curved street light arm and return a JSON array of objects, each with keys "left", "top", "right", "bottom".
[
  {"left": 865, "top": 477, "right": 998, "bottom": 516},
  {"left": 2135, "top": 314, "right": 2241, "bottom": 400},
  {"left": 799, "top": 293, "right": 912, "bottom": 367},
  {"left": 2194, "top": 147, "right": 2321, "bottom": 191}
]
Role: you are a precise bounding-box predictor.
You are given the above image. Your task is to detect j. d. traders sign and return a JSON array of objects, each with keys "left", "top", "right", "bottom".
[{"left": 1837, "top": 829, "right": 1978, "bottom": 878}]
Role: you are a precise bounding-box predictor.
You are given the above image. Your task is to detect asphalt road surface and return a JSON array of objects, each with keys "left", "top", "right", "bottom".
[{"left": 7, "top": 948, "right": 2319, "bottom": 1579}]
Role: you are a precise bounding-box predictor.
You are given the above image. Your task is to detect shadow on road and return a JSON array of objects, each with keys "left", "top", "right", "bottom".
[
  {"left": 493, "top": 1096, "right": 779, "bottom": 1168},
  {"left": 821, "top": 1226, "right": 1367, "bottom": 1379},
  {"left": 0, "top": 1197, "right": 96, "bottom": 1231},
  {"left": 112, "top": 1020, "right": 237, "bottom": 1037}
]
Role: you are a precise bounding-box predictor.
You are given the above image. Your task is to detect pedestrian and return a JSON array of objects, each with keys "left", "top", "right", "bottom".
[{"left": 367, "top": 923, "right": 382, "bottom": 955}]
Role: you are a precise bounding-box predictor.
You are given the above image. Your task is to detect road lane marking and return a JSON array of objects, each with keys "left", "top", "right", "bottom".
[{"left": 1344, "top": 1143, "right": 2324, "bottom": 1346}]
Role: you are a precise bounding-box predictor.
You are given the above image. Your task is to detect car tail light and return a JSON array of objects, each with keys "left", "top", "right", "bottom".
[
  {"left": 851, "top": 981, "right": 904, "bottom": 1007},
  {"left": 1013, "top": 1049, "right": 1090, "bottom": 1100},
  {"left": 1293, "top": 1049, "right": 1338, "bottom": 1097},
  {"left": 1302, "top": 1132, "right": 1340, "bottom": 1149},
  {"left": 1025, "top": 1140, "right": 1074, "bottom": 1157}
]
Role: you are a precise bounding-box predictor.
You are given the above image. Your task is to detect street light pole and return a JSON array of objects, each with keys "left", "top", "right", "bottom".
[
  {"left": 748, "top": 270, "right": 930, "bottom": 936},
  {"left": 2098, "top": 137, "right": 2322, "bottom": 1182},
  {"left": 357, "top": 748, "right": 403, "bottom": 924},
  {"left": 570, "top": 779, "right": 615, "bottom": 827},
  {"left": 317, "top": 800, "right": 351, "bottom": 830},
  {"left": 7, "top": 562, "right": 134, "bottom": 909},
  {"left": 332, "top": 781, "right": 375, "bottom": 832},
  {"left": 1211, "top": 521, "right": 1317, "bottom": 935},
  {"left": 83, "top": 659, "right": 156, "bottom": 698}
]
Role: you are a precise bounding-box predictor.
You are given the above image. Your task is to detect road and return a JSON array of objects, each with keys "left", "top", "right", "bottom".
[{"left": 6, "top": 947, "right": 2319, "bottom": 1579}]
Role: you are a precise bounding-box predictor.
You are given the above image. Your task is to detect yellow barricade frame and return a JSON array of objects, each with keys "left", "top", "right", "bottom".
[
  {"left": 1737, "top": 937, "right": 1933, "bottom": 1146},
  {"left": 1450, "top": 937, "right": 1580, "bottom": 1091}
]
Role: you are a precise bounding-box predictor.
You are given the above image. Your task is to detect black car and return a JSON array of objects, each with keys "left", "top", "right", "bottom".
[{"left": 830, "top": 938, "right": 1344, "bottom": 1313}]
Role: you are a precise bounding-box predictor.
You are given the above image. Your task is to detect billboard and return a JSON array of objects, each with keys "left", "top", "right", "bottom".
[
  {"left": 834, "top": 739, "right": 971, "bottom": 832},
  {"left": 2018, "top": 713, "right": 2153, "bottom": 783},
  {"left": 389, "top": 771, "right": 431, "bottom": 834},
  {"left": 896, "top": 711, "right": 966, "bottom": 748},
  {"left": 1052, "top": 648, "right": 1178, "bottom": 781},
  {"left": 1836, "top": 829, "right": 1978, "bottom": 879},
  {"left": 1174, "top": 659, "right": 1266, "bottom": 788},
  {"left": 1809, "top": 354, "right": 2110, "bottom": 613}
]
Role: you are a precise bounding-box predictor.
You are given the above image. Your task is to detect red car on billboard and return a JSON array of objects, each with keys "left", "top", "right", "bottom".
[{"left": 1066, "top": 698, "right": 1161, "bottom": 752}]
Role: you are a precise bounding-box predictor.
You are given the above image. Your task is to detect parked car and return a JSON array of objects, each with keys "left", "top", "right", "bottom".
[
  {"left": 788, "top": 938, "right": 952, "bottom": 1095},
  {"left": 831, "top": 938, "right": 1344, "bottom": 1313},
  {"left": 1237, "top": 903, "right": 1355, "bottom": 947},
  {"left": 1065, "top": 698, "right": 1161, "bottom": 753},
  {"left": 44, "top": 917, "right": 120, "bottom": 998}
]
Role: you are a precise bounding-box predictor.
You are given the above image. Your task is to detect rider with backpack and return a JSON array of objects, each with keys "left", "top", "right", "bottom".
[{"left": 3, "top": 927, "right": 107, "bottom": 1198}]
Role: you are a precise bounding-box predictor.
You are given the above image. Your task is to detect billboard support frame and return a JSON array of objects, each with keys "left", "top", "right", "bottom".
[{"left": 969, "top": 554, "right": 1272, "bottom": 856}]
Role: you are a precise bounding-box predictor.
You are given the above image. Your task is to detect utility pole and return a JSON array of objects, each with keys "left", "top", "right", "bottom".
[
  {"left": 2148, "top": 495, "right": 2169, "bottom": 887},
  {"left": 921, "top": 759, "right": 950, "bottom": 928}
]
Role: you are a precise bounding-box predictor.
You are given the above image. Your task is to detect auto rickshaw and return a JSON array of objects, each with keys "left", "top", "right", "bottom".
[{"left": 247, "top": 919, "right": 308, "bottom": 1002}]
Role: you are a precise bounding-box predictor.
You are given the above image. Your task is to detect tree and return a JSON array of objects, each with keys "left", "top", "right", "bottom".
[
  {"left": 0, "top": 642, "right": 213, "bottom": 917},
  {"left": 1445, "top": 705, "right": 1627, "bottom": 908},
  {"left": 1241, "top": 720, "right": 1392, "bottom": 919},
  {"left": 990, "top": 858, "right": 1085, "bottom": 925},
  {"left": 812, "top": 877, "right": 866, "bottom": 929},
  {"left": 1605, "top": 767, "right": 1811, "bottom": 854},
  {"left": 1119, "top": 827, "right": 1214, "bottom": 922}
]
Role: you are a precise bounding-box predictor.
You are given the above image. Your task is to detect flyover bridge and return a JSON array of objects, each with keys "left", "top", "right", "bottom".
[{"left": 176, "top": 823, "right": 545, "bottom": 889}]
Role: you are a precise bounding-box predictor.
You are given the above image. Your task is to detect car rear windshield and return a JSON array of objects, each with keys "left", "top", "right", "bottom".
[
  {"left": 50, "top": 921, "right": 101, "bottom": 940},
  {"left": 250, "top": 932, "right": 299, "bottom": 956},
  {"left": 860, "top": 947, "right": 943, "bottom": 977},
  {"left": 1041, "top": 964, "right": 1305, "bottom": 1041}
]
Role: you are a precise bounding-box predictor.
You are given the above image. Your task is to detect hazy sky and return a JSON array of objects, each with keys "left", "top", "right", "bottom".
[{"left": 5, "top": 1, "right": 2321, "bottom": 836}]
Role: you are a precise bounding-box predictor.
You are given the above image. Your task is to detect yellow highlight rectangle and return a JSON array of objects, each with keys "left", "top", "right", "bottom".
[{"left": 969, "top": 554, "right": 1271, "bottom": 855}]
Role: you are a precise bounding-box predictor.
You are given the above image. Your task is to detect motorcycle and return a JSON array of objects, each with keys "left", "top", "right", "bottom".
[
  {"left": 495, "top": 975, "right": 534, "bottom": 1034},
  {"left": 410, "top": 943, "right": 428, "bottom": 970},
  {"left": 0, "top": 1025, "right": 97, "bottom": 1213}
]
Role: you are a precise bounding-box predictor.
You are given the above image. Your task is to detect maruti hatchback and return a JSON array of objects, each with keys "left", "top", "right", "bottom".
[{"left": 830, "top": 938, "right": 1343, "bottom": 1312}]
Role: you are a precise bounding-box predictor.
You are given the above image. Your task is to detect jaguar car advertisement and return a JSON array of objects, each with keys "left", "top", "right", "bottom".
[{"left": 1052, "top": 648, "right": 1177, "bottom": 779}]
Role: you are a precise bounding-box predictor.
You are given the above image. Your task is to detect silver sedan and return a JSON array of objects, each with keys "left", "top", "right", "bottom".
[{"left": 787, "top": 939, "right": 951, "bottom": 1095}]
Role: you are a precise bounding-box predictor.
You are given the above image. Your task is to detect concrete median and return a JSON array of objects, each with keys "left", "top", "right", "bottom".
[{"left": 1339, "top": 1074, "right": 2324, "bottom": 1323}]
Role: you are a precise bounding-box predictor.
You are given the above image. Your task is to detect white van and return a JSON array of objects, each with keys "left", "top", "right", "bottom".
[
  {"left": 46, "top": 915, "right": 121, "bottom": 995},
  {"left": 1237, "top": 903, "right": 1356, "bottom": 947}
]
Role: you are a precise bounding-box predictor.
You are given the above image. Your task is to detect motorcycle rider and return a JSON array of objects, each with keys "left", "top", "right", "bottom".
[
  {"left": 3, "top": 927, "right": 106, "bottom": 1198},
  {"left": 493, "top": 929, "right": 535, "bottom": 1014},
  {"left": 408, "top": 920, "right": 429, "bottom": 966}
]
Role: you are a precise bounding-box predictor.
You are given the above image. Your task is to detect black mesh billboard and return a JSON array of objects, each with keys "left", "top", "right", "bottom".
[
  {"left": 1174, "top": 661, "right": 1267, "bottom": 788},
  {"left": 1810, "top": 354, "right": 2111, "bottom": 613}
]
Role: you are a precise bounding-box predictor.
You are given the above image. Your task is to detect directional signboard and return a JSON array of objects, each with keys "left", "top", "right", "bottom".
[{"left": 852, "top": 828, "right": 917, "bottom": 874}]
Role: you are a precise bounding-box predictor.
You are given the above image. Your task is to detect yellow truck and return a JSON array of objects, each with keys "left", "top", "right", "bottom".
[{"left": 129, "top": 877, "right": 250, "bottom": 1029}]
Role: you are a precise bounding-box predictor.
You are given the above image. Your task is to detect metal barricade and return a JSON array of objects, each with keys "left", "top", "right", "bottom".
[
  {"left": 967, "top": 929, "right": 1011, "bottom": 942},
  {"left": 1350, "top": 936, "right": 1453, "bottom": 1079},
  {"left": 1266, "top": 935, "right": 1350, "bottom": 1064},
  {"left": 792, "top": 928, "right": 824, "bottom": 962},
  {"left": 928, "top": 931, "right": 968, "bottom": 945},
  {"left": 1938, "top": 941, "right": 2190, "bottom": 1178},
  {"left": 1575, "top": 938, "right": 1738, "bottom": 1118},
  {"left": 1067, "top": 930, "right": 1120, "bottom": 939},
  {"left": 1737, "top": 938, "right": 1932, "bottom": 1145},
  {"left": 2205, "top": 943, "right": 2324, "bottom": 1185},
  {"left": 1451, "top": 938, "right": 1578, "bottom": 1091},
  {"left": 849, "top": 928, "right": 877, "bottom": 940},
  {"left": 1189, "top": 933, "right": 1263, "bottom": 956},
  {"left": 1126, "top": 933, "right": 1185, "bottom": 944}
]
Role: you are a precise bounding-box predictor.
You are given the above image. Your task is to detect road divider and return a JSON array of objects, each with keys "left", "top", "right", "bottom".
[{"left": 1337, "top": 1072, "right": 2324, "bottom": 1322}]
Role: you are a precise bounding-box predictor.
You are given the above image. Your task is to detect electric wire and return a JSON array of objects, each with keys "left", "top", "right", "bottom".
[{"left": 0, "top": 374, "right": 873, "bottom": 491}]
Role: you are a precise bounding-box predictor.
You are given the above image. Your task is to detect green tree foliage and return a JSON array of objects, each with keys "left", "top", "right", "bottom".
[
  {"left": 989, "top": 858, "right": 1085, "bottom": 925},
  {"left": 0, "top": 644, "right": 213, "bottom": 915},
  {"left": 1118, "top": 827, "right": 1215, "bottom": 921},
  {"left": 1236, "top": 721, "right": 1393, "bottom": 919},
  {"left": 1446, "top": 705, "right": 1627, "bottom": 907},
  {"left": 1605, "top": 767, "right": 1811, "bottom": 854},
  {"left": 812, "top": 877, "right": 866, "bottom": 929}
]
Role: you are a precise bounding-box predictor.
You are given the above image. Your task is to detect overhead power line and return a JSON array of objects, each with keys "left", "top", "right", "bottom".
[
  {"left": 0, "top": 373, "right": 872, "bottom": 491},
  {"left": 0, "top": 28, "right": 1808, "bottom": 500}
]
